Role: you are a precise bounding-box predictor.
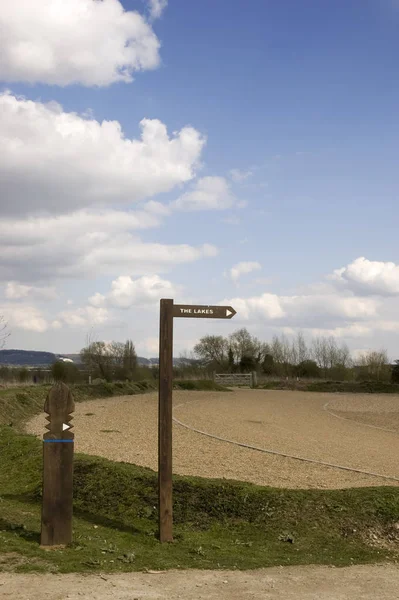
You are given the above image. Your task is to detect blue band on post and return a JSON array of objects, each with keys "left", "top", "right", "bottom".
[{"left": 43, "top": 439, "right": 74, "bottom": 443}]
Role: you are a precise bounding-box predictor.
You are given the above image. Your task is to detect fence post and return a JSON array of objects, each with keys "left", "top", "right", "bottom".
[
  {"left": 41, "top": 382, "right": 74, "bottom": 547},
  {"left": 252, "top": 371, "right": 258, "bottom": 388}
]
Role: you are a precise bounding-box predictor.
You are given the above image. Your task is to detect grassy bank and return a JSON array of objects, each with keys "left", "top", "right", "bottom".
[
  {"left": 259, "top": 380, "right": 399, "bottom": 394},
  {"left": 0, "top": 380, "right": 398, "bottom": 573},
  {"left": 0, "top": 426, "right": 398, "bottom": 573},
  {"left": 0, "top": 379, "right": 228, "bottom": 430},
  {"left": 0, "top": 380, "right": 157, "bottom": 430}
]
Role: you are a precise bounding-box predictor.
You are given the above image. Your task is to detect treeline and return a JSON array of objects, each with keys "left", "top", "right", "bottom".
[
  {"left": 0, "top": 366, "right": 53, "bottom": 385},
  {"left": 192, "top": 329, "right": 399, "bottom": 383},
  {"left": 0, "top": 340, "right": 156, "bottom": 385}
]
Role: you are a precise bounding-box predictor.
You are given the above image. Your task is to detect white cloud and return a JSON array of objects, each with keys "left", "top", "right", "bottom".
[
  {"left": 89, "top": 274, "right": 178, "bottom": 309},
  {"left": 222, "top": 294, "right": 285, "bottom": 320},
  {"left": 221, "top": 292, "right": 379, "bottom": 325},
  {"left": 171, "top": 176, "right": 238, "bottom": 211},
  {"left": 1, "top": 304, "right": 48, "bottom": 332},
  {"left": 148, "top": 0, "right": 168, "bottom": 19},
  {"left": 0, "top": 92, "right": 205, "bottom": 216},
  {"left": 281, "top": 294, "right": 378, "bottom": 321},
  {"left": 137, "top": 336, "right": 160, "bottom": 355},
  {"left": 229, "top": 168, "right": 253, "bottom": 183},
  {"left": 305, "top": 324, "right": 372, "bottom": 339},
  {"left": 58, "top": 306, "right": 109, "bottom": 328},
  {"left": 5, "top": 282, "right": 57, "bottom": 301},
  {"left": 329, "top": 257, "right": 399, "bottom": 296},
  {"left": 0, "top": 209, "right": 218, "bottom": 282},
  {"left": 229, "top": 261, "right": 262, "bottom": 283},
  {"left": 0, "top": 0, "right": 161, "bottom": 86}
]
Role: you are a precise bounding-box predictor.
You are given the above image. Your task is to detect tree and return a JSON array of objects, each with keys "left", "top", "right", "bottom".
[
  {"left": 0, "top": 316, "right": 9, "bottom": 349},
  {"left": 193, "top": 335, "right": 228, "bottom": 367},
  {"left": 269, "top": 334, "right": 292, "bottom": 376},
  {"left": 262, "top": 352, "right": 275, "bottom": 375},
  {"left": 391, "top": 360, "right": 399, "bottom": 383},
  {"left": 227, "top": 347, "right": 235, "bottom": 372},
  {"left": 81, "top": 341, "right": 113, "bottom": 380},
  {"left": 80, "top": 339, "right": 137, "bottom": 381},
  {"left": 229, "top": 328, "right": 265, "bottom": 369},
  {"left": 291, "top": 332, "right": 309, "bottom": 365},
  {"left": 122, "top": 340, "right": 137, "bottom": 379},
  {"left": 239, "top": 354, "right": 257, "bottom": 372},
  {"left": 356, "top": 349, "right": 390, "bottom": 381},
  {"left": 52, "top": 360, "right": 81, "bottom": 383},
  {"left": 296, "top": 360, "right": 320, "bottom": 378}
]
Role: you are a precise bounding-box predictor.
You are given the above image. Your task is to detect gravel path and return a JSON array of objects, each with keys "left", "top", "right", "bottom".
[
  {"left": 2, "top": 565, "right": 399, "bottom": 599},
  {"left": 26, "top": 389, "right": 399, "bottom": 489}
]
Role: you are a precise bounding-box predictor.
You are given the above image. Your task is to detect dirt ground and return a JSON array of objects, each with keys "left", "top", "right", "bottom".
[
  {"left": 26, "top": 389, "right": 399, "bottom": 488},
  {"left": 1, "top": 564, "right": 399, "bottom": 599}
]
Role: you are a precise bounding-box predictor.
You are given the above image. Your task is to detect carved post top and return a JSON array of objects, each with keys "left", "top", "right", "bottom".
[{"left": 44, "top": 382, "right": 75, "bottom": 440}]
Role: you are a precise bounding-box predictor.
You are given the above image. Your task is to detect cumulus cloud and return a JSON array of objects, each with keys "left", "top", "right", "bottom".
[
  {"left": 0, "top": 209, "right": 218, "bottom": 282},
  {"left": 171, "top": 177, "right": 238, "bottom": 211},
  {"left": 0, "top": 0, "right": 162, "bottom": 86},
  {"left": 89, "top": 274, "right": 178, "bottom": 309},
  {"left": 1, "top": 303, "right": 48, "bottom": 332},
  {"left": 329, "top": 257, "right": 399, "bottom": 296},
  {"left": 4, "top": 282, "right": 57, "bottom": 301},
  {"left": 229, "top": 261, "right": 262, "bottom": 283},
  {"left": 0, "top": 92, "right": 205, "bottom": 216},
  {"left": 148, "top": 0, "right": 168, "bottom": 19},
  {"left": 221, "top": 292, "right": 379, "bottom": 325},
  {"left": 57, "top": 306, "right": 109, "bottom": 328}
]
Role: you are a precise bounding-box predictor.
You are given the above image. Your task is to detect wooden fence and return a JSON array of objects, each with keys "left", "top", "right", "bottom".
[{"left": 214, "top": 372, "right": 257, "bottom": 387}]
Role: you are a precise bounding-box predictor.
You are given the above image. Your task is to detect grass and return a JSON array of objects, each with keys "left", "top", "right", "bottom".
[
  {"left": 173, "top": 379, "right": 231, "bottom": 392},
  {"left": 0, "top": 379, "right": 398, "bottom": 573},
  {"left": 0, "top": 381, "right": 156, "bottom": 430},
  {"left": 0, "top": 426, "right": 398, "bottom": 573},
  {"left": 259, "top": 380, "right": 399, "bottom": 394},
  {"left": 0, "top": 379, "right": 229, "bottom": 431}
]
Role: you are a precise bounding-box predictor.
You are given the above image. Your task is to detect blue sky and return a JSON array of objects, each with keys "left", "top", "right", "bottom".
[{"left": 1, "top": 0, "right": 399, "bottom": 358}]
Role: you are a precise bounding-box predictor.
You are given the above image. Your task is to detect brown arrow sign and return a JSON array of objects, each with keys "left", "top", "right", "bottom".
[{"left": 173, "top": 304, "right": 236, "bottom": 319}]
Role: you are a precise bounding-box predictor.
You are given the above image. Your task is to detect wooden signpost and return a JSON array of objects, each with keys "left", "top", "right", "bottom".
[
  {"left": 158, "top": 299, "right": 236, "bottom": 542},
  {"left": 41, "top": 382, "right": 75, "bottom": 547}
]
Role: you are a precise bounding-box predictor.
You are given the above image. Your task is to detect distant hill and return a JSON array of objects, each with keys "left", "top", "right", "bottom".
[
  {"left": 0, "top": 349, "right": 199, "bottom": 368},
  {"left": 0, "top": 349, "right": 57, "bottom": 367}
]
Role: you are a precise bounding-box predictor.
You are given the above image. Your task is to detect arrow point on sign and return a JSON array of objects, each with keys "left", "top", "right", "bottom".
[
  {"left": 62, "top": 423, "right": 71, "bottom": 431},
  {"left": 226, "top": 307, "right": 236, "bottom": 318}
]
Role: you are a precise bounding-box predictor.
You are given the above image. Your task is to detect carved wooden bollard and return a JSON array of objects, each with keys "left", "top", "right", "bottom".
[{"left": 40, "top": 382, "right": 75, "bottom": 547}]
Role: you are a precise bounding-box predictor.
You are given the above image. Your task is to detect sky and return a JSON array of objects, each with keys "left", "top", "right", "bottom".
[{"left": 1, "top": 0, "right": 399, "bottom": 358}]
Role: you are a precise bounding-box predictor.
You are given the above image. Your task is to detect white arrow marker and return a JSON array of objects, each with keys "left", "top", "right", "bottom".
[
  {"left": 62, "top": 423, "right": 71, "bottom": 431},
  {"left": 226, "top": 308, "right": 234, "bottom": 317}
]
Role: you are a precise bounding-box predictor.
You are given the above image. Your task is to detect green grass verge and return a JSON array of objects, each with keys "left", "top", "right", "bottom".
[
  {"left": 173, "top": 379, "right": 231, "bottom": 392},
  {"left": 0, "top": 379, "right": 228, "bottom": 430},
  {"left": 259, "top": 380, "right": 399, "bottom": 394},
  {"left": 0, "top": 381, "right": 157, "bottom": 430},
  {"left": 0, "top": 426, "right": 398, "bottom": 573}
]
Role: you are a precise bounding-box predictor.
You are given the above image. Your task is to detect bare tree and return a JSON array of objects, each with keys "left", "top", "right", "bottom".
[
  {"left": 193, "top": 335, "right": 228, "bottom": 367},
  {"left": 291, "top": 331, "right": 308, "bottom": 365},
  {"left": 80, "top": 339, "right": 137, "bottom": 381},
  {"left": 0, "top": 316, "right": 9, "bottom": 349},
  {"left": 357, "top": 349, "right": 389, "bottom": 381}
]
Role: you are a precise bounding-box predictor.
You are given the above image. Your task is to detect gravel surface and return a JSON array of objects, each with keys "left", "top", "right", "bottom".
[
  {"left": 26, "top": 389, "right": 399, "bottom": 489},
  {"left": 325, "top": 394, "right": 399, "bottom": 432},
  {"left": 2, "top": 565, "right": 399, "bottom": 599}
]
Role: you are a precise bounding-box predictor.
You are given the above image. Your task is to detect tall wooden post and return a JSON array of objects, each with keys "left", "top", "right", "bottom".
[
  {"left": 158, "top": 298, "right": 174, "bottom": 542},
  {"left": 41, "top": 382, "right": 74, "bottom": 547}
]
